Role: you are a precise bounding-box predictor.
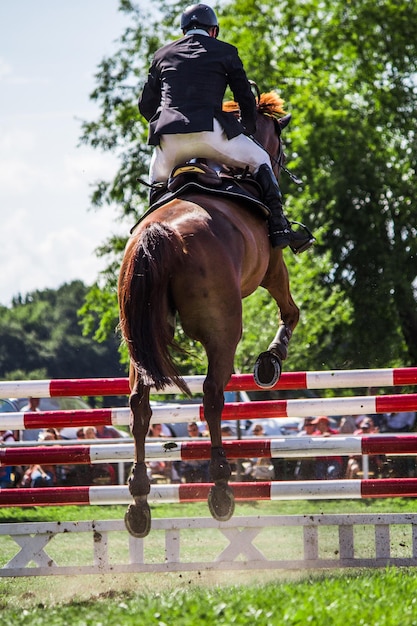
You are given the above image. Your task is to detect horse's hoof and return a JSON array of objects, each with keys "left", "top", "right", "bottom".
[
  {"left": 124, "top": 500, "right": 151, "bottom": 538},
  {"left": 254, "top": 350, "right": 282, "bottom": 388},
  {"left": 208, "top": 483, "right": 235, "bottom": 522}
]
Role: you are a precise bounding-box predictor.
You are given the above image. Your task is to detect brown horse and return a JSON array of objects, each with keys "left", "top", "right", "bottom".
[{"left": 118, "top": 92, "right": 300, "bottom": 537}]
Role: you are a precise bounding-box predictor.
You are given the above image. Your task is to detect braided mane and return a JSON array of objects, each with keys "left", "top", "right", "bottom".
[{"left": 223, "top": 91, "right": 286, "bottom": 118}]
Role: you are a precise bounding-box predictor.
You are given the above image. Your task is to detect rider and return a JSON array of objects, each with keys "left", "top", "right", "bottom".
[{"left": 138, "top": 3, "right": 312, "bottom": 252}]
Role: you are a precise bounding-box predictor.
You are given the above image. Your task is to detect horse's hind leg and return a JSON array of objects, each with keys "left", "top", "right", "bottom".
[
  {"left": 124, "top": 370, "right": 152, "bottom": 538},
  {"left": 201, "top": 337, "right": 239, "bottom": 522}
]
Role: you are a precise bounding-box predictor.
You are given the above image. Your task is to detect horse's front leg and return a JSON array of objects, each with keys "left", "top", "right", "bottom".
[
  {"left": 124, "top": 373, "right": 152, "bottom": 538},
  {"left": 255, "top": 250, "right": 300, "bottom": 388},
  {"left": 267, "top": 319, "right": 298, "bottom": 361}
]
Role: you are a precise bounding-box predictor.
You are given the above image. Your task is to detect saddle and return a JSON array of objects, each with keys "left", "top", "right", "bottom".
[{"left": 133, "top": 162, "right": 271, "bottom": 231}]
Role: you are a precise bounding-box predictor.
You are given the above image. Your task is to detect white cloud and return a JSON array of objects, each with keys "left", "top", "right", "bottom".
[
  {"left": 0, "top": 57, "right": 12, "bottom": 80},
  {"left": 62, "top": 149, "right": 119, "bottom": 191},
  {"left": 0, "top": 203, "right": 123, "bottom": 306},
  {"left": 0, "top": 1, "right": 132, "bottom": 307},
  {"left": 0, "top": 128, "right": 46, "bottom": 193},
  {"left": 0, "top": 56, "right": 48, "bottom": 87},
  {"left": 0, "top": 128, "right": 36, "bottom": 153}
]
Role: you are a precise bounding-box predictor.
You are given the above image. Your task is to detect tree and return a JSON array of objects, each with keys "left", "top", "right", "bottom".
[
  {"left": 220, "top": 0, "right": 417, "bottom": 367},
  {"left": 0, "top": 281, "right": 124, "bottom": 381},
  {"left": 79, "top": 0, "right": 417, "bottom": 374}
]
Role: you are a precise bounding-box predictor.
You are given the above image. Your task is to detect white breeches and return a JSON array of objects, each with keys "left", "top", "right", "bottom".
[{"left": 149, "top": 118, "right": 271, "bottom": 183}]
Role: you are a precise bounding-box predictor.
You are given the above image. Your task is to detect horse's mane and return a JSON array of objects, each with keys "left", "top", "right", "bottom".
[{"left": 223, "top": 91, "right": 286, "bottom": 119}]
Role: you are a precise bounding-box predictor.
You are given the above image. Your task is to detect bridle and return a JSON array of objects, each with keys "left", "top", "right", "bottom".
[
  {"left": 270, "top": 119, "right": 285, "bottom": 172},
  {"left": 252, "top": 119, "right": 303, "bottom": 185},
  {"left": 270, "top": 118, "right": 303, "bottom": 184},
  {"left": 248, "top": 79, "right": 300, "bottom": 182}
]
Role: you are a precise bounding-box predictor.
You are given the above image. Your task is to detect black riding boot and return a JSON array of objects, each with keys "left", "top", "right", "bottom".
[{"left": 255, "top": 164, "right": 314, "bottom": 252}]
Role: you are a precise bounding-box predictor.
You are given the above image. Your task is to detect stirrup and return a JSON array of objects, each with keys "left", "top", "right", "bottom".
[{"left": 288, "top": 221, "right": 315, "bottom": 255}]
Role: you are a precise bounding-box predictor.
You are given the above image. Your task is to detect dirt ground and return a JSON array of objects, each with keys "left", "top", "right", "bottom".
[{"left": 0, "top": 567, "right": 315, "bottom": 609}]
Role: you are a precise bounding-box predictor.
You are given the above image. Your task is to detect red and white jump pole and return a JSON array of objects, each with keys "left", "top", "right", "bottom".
[
  {"left": 1, "top": 366, "right": 417, "bottom": 398},
  {"left": 2, "top": 434, "right": 417, "bottom": 467},
  {"left": 1, "top": 479, "right": 417, "bottom": 507},
  {"left": 1, "top": 392, "right": 417, "bottom": 431}
]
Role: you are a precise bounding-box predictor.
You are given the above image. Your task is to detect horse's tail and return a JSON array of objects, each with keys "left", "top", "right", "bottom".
[{"left": 118, "top": 222, "right": 191, "bottom": 396}]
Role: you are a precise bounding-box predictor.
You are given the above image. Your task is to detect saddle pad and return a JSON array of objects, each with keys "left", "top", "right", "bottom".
[{"left": 131, "top": 177, "right": 270, "bottom": 233}]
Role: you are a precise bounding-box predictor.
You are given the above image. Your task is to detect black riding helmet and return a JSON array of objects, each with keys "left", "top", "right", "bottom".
[{"left": 181, "top": 3, "right": 219, "bottom": 36}]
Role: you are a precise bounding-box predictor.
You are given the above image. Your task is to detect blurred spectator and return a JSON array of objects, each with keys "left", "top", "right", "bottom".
[
  {"left": 383, "top": 411, "right": 416, "bottom": 433},
  {"left": 145, "top": 423, "right": 172, "bottom": 482},
  {"left": 346, "top": 417, "right": 383, "bottom": 479},
  {"left": 38, "top": 427, "right": 60, "bottom": 442},
  {"left": 20, "top": 464, "right": 56, "bottom": 488},
  {"left": 242, "top": 423, "right": 275, "bottom": 481},
  {"left": 312, "top": 416, "right": 343, "bottom": 479},
  {"left": 147, "top": 422, "right": 176, "bottom": 437},
  {"left": 382, "top": 412, "right": 416, "bottom": 477},
  {"left": 27, "top": 427, "right": 67, "bottom": 486},
  {"left": 294, "top": 417, "right": 316, "bottom": 480},
  {"left": 94, "top": 424, "right": 126, "bottom": 484},
  {"left": 366, "top": 387, "right": 385, "bottom": 431},
  {"left": 66, "top": 426, "right": 116, "bottom": 485},
  {"left": 187, "top": 422, "right": 201, "bottom": 437},
  {"left": 339, "top": 415, "right": 357, "bottom": 434},
  {"left": 312, "top": 416, "right": 339, "bottom": 437},
  {"left": 354, "top": 417, "right": 378, "bottom": 436},
  {"left": 83, "top": 426, "right": 97, "bottom": 439},
  {"left": 180, "top": 422, "right": 210, "bottom": 483},
  {"left": 22, "top": 397, "right": 40, "bottom": 412},
  {"left": 297, "top": 417, "right": 316, "bottom": 437},
  {"left": 59, "top": 428, "right": 86, "bottom": 485},
  {"left": 250, "top": 457, "right": 275, "bottom": 481},
  {"left": 20, "top": 427, "right": 60, "bottom": 488},
  {"left": 0, "top": 429, "right": 18, "bottom": 487},
  {"left": 95, "top": 424, "right": 123, "bottom": 439},
  {"left": 0, "top": 429, "right": 15, "bottom": 443},
  {"left": 20, "top": 397, "right": 41, "bottom": 442}
]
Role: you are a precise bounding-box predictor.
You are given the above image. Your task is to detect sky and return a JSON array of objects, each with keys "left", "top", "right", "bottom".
[{"left": 0, "top": 1, "right": 134, "bottom": 307}]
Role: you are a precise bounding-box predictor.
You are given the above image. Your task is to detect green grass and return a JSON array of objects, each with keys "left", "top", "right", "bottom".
[
  {"left": 1, "top": 568, "right": 417, "bottom": 625},
  {"left": 2, "top": 499, "right": 417, "bottom": 623}
]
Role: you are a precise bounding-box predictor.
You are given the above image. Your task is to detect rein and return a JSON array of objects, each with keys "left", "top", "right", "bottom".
[{"left": 251, "top": 131, "right": 303, "bottom": 186}]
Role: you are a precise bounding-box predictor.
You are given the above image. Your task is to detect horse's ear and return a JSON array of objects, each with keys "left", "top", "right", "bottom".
[{"left": 277, "top": 113, "right": 292, "bottom": 130}]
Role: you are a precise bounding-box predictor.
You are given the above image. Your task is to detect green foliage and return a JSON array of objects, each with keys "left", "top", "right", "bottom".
[
  {"left": 222, "top": 0, "right": 417, "bottom": 367},
  {"left": 78, "top": 0, "right": 417, "bottom": 374},
  {"left": 236, "top": 248, "right": 354, "bottom": 373},
  {"left": 79, "top": 284, "right": 119, "bottom": 343},
  {"left": 0, "top": 281, "right": 123, "bottom": 380}
]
